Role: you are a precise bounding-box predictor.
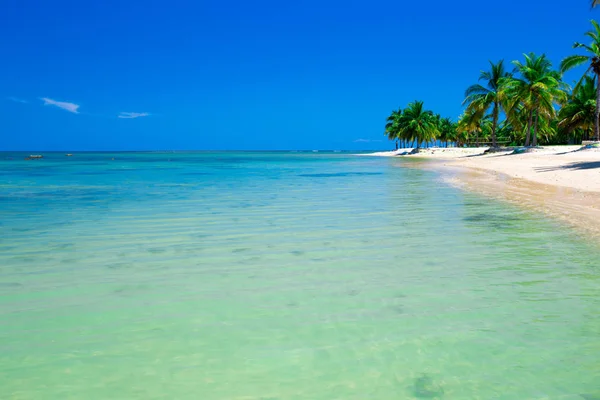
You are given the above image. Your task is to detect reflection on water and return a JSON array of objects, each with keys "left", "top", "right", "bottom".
[{"left": 1, "top": 152, "right": 600, "bottom": 399}]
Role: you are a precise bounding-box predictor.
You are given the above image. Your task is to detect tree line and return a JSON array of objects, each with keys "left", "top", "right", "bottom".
[{"left": 385, "top": 18, "right": 600, "bottom": 149}]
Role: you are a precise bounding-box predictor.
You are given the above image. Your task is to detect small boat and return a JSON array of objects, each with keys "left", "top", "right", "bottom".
[
  {"left": 25, "top": 155, "right": 43, "bottom": 160},
  {"left": 65, "top": 154, "right": 73, "bottom": 157}
]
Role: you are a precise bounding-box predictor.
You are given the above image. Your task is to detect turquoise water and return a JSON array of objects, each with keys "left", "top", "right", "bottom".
[{"left": 1, "top": 152, "right": 599, "bottom": 399}]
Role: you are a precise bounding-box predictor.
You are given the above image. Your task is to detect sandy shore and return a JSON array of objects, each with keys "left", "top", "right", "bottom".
[{"left": 365, "top": 146, "right": 600, "bottom": 238}]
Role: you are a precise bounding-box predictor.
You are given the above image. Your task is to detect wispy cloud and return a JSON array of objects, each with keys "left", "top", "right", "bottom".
[
  {"left": 41, "top": 97, "right": 80, "bottom": 114},
  {"left": 118, "top": 112, "right": 150, "bottom": 119},
  {"left": 354, "top": 139, "right": 382, "bottom": 143},
  {"left": 7, "top": 96, "right": 28, "bottom": 104}
]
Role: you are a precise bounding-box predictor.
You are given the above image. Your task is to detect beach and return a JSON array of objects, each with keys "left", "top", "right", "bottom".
[{"left": 366, "top": 146, "right": 600, "bottom": 238}]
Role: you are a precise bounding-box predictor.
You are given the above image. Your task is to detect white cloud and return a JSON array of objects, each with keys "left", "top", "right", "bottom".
[
  {"left": 118, "top": 112, "right": 150, "bottom": 119},
  {"left": 41, "top": 97, "right": 80, "bottom": 113},
  {"left": 354, "top": 139, "right": 382, "bottom": 143},
  {"left": 7, "top": 96, "right": 28, "bottom": 104}
]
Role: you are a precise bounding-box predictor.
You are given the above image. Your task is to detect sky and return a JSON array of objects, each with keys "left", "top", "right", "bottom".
[{"left": 0, "top": 0, "right": 597, "bottom": 151}]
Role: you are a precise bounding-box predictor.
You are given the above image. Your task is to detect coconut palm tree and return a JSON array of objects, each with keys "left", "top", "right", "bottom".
[
  {"left": 463, "top": 60, "right": 512, "bottom": 147},
  {"left": 385, "top": 108, "right": 402, "bottom": 148},
  {"left": 503, "top": 103, "right": 530, "bottom": 145},
  {"left": 457, "top": 108, "right": 485, "bottom": 146},
  {"left": 496, "top": 119, "right": 518, "bottom": 146},
  {"left": 396, "top": 101, "right": 439, "bottom": 150},
  {"left": 480, "top": 115, "right": 494, "bottom": 143},
  {"left": 558, "top": 75, "right": 597, "bottom": 140},
  {"left": 593, "top": 0, "right": 599, "bottom": 7},
  {"left": 436, "top": 116, "right": 456, "bottom": 147},
  {"left": 561, "top": 19, "right": 600, "bottom": 142},
  {"left": 503, "top": 53, "right": 567, "bottom": 146}
]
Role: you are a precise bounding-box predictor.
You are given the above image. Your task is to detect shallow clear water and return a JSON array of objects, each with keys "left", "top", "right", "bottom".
[{"left": 1, "top": 152, "right": 599, "bottom": 399}]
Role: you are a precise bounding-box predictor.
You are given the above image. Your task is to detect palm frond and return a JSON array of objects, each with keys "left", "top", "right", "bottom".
[{"left": 560, "top": 55, "right": 589, "bottom": 74}]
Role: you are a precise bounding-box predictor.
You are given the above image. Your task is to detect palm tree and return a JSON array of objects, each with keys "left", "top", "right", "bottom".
[
  {"left": 457, "top": 108, "right": 484, "bottom": 147},
  {"left": 463, "top": 60, "right": 512, "bottom": 147},
  {"left": 558, "top": 75, "right": 597, "bottom": 140},
  {"left": 561, "top": 19, "right": 600, "bottom": 142},
  {"left": 593, "top": 1, "right": 599, "bottom": 7},
  {"left": 496, "top": 119, "right": 518, "bottom": 146},
  {"left": 504, "top": 103, "right": 530, "bottom": 145},
  {"left": 436, "top": 116, "right": 456, "bottom": 147},
  {"left": 396, "top": 101, "right": 439, "bottom": 150},
  {"left": 385, "top": 109, "right": 402, "bottom": 148},
  {"left": 480, "top": 115, "right": 494, "bottom": 143},
  {"left": 503, "top": 53, "right": 567, "bottom": 146}
]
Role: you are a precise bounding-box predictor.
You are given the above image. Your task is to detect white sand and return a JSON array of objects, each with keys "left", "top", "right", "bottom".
[
  {"left": 448, "top": 146, "right": 600, "bottom": 193},
  {"left": 360, "top": 147, "right": 486, "bottom": 158},
  {"left": 355, "top": 149, "right": 406, "bottom": 157},
  {"left": 365, "top": 146, "right": 600, "bottom": 193}
]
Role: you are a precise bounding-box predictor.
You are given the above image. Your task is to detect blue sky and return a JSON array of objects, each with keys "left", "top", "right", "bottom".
[{"left": 0, "top": 0, "right": 596, "bottom": 151}]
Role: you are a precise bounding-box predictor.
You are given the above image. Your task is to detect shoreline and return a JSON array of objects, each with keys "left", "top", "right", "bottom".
[{"left": 363, "top": 146, "right": 600, "bottom": 239}]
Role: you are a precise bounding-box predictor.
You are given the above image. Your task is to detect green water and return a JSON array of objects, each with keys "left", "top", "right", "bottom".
[{"left": 1, "top": 152, "right": 599, "bottom": 399}]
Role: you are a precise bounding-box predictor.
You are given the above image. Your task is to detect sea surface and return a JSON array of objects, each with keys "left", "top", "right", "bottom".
[{"left": 1, "top": 151, "right": 599, "bottom": 399}]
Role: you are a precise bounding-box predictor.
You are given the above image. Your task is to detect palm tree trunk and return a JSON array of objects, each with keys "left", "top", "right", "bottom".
[
  {"left": 525, "top": 111, "right": 533, "bottom": 147},
  {"left": 532, "top": 112, "right": 539, "bottom": 147},
  {"left": 492, "top": 102, "right": 499, "bottom": 148},
  {"left": 595, "top": 72, "right": 600, "bottom": 141}
]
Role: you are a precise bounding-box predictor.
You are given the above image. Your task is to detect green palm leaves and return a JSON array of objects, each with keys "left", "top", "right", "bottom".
[
  {"left": 461, "top": 55, "right": 566, "bottom": 148},
  {"left": 558, "top": 75, "right": 597, "bottom": 139},
  {"left": 463, "top": 60, "right": 512, "bottom": 147},
  {"left": 384, "top": 102, "right": 445, "bottom": 149},
  {"left": 395, "top": 101, "right": 439, "bottom": 149},
  {"left": 561, "top": 19, "right": 600, "bottom": 141},
  {"left": 383, "top": 17, "right": 600, "bottom": 148},
  {"left": 436, "top": 116, "right": 457, "bottom": 147},
  {"left": 457, "top": 109, "right": 486, "bottom": 146},
  {"left": 503, "top": 53, "right": 567, "bottom": 146},
  {"left": 385, "top": 109, "right": 402, "bottom": 142}
]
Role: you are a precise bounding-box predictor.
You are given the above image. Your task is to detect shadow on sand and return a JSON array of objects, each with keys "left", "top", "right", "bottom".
[{"left": 534, "top": 161, "right": 600, "bottom": 172}]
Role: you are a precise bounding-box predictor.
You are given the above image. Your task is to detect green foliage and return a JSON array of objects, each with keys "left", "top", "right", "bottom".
[
  {"left": 561, "top": 19, "right": 600, "bottom": 141},
  {"left": 463, "top": 60, "right": 512, "bottom": 147},
  {"left": 500, "top": 53, "right": 567, "bottom": 146},
  {"left": 395, "top": 101, "right": 439, "bottom": 148},
  {"left": 435, "top": 115, "right": 457, "bottom": 147},
  {"left": 385, "top": 108, "right": 402, "bottom": 141},
  {"left": 558, "top": 75, "right": 597, "bottom": 140},
  {"left": 383, "top": 19, "right": 600, "bottom": 147}
]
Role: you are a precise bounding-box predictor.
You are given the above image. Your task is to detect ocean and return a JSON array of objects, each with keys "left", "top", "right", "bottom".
[{"left": 1, "top": 151, "right": 599, "bottom": 399}]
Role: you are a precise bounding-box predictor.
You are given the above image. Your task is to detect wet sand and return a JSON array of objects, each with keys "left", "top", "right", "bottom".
[
  {"left": 441, "top": 164, "right": 600, "bottom": 240},
  {"left": 365, "top": 146, "right": 600, "bottom": 238}
]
